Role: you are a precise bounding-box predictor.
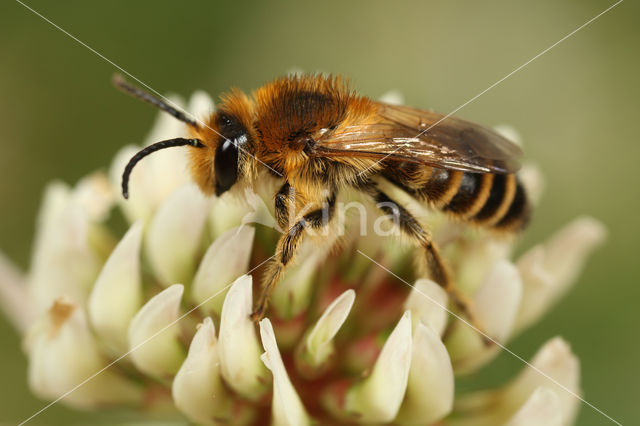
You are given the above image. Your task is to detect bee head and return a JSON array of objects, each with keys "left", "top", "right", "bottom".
[
  {"left": 187, "top": 109, "right": 251, "bottom": 196},
  {"left": 115, "top": 75, "right": 254, "bottom": 199}
]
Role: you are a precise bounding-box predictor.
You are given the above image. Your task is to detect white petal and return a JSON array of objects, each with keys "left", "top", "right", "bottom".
[
  {"left": 208, "top": 191, "right": 253, "bottom": 239},
  {"left": 141, "top": 94, "right": 191, "bottom": 199},
  {"left": 504, "top": 337, "right": 581, "bottom": 425},
  {"left": 505, "top": 387, "right": 563, "bottom": 426},
  {"left": 217, "top": 275, "right": 269, "bottom": 400},
  {"left": 472, "top": 260, "right": 522, "bottom": 342},
  {"left": 346, "top": 311, "right": 412, "bottom": 423},
  {"left": 518, "top": 164, "right": 545, "bottom": 206},
  {"left": 109, "top": 145, "right": 154, "bottom": 221},
  {"left": 379, "top": 90, "right": 405, "bottom": 105},
  {"left": 27, "top": 298, "right": 142, "bottom": 408},
  {"left": 28, "top": 182, "right": 102, "bottom": 314},
  {"left": 514, "top": 246, "right": 555, "bottom": 332},
  {"left": 128, "top": 284, "right": 185, "bottom": 380},
  {"left": 396, "top": 322, "right": 454, "bottom": 425},
  {"left": 0, "top": 251, "right": 34, "bottom": 332},
  {"left": 146, "top": 184, "right": 211, "bottom": 286},
  {"left": 493, "top": 124, "right": 523, "bottom": 147},
  {"left": 271, "top": 240, "right": 327, "bottom": 318},
  {"left": 187, "top": 90, "right": 215, "bottom": 120},
  {"left": 71, "top": 172, "right": 115, "bottom": 222},
  {"left": 191, "top": 225, "right": 255, "bottom": 315},
  {"left": 239, "top": 187, "right": 281, "bottom": 233},
  {"left": 453, "top": 338, "right": 581, "bottom": 425},
  {"left": 260, "top": 318, "right": 311, "bottom": 426},
  {"left": 543, "top": 217, "right": 606, "bottom": 293},
  {"left": 455, "top": 237, "right": 513, "bottom": 295},
  {"left": 145, "top": 94, "right": 188, "bottom": 143},
  {"left": 88, "top": 222, "right": 143, "bottom": 353},
  {"left": 404, "top": 278, "right": 449, "bottom": 336},
  {"left": 304, "top": 289, "right": 356, "bottom": 367},
  {"left": 447, "top": 260, "right": 522, "bottom": 373},
  {"left": 172, "top": 317, "right": 232, "bottom": 425},
  {"left": 515, "top": 217, "right": 606, "bottom": 332},
  {"left": 109, "top": 95, "right": 192, "bottom": 223}
]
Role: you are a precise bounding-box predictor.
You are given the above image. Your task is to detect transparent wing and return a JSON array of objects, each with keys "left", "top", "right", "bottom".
[{"left": 313, "top": 102, "right": 523, "bottom": 173}]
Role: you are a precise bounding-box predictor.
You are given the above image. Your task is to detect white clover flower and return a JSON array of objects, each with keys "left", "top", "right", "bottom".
[{"left": 0, "top": 89, "right": 606, "bottom": 425}]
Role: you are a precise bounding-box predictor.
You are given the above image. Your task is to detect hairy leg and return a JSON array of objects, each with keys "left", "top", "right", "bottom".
[
  {"left": 369, "top": 187, "right": 491, "bottom": 343},
  {"left": 251, "top": 188, "right": 336, "bottom": 321}
]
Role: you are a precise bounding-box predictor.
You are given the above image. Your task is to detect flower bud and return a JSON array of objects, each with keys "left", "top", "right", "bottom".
[
  {"left": 345, "top": 311, "right": 412, "bottom": 423},
  {"left": 191, "top": 225, "right": 254, "bottom": 316},
  {"left": 404, "top": 278, "right": 449, "bottom": 336},
  {"left": 145, "top": 184, "right": 210, "bottom": 286},
  {"left": 128, "top": 284, "right": 186, "bottom": 380},
  {"left": 28, "top": 182, "right": 102, "bottom": 314},
  {"left": 260, "top": 318, "right": 311, "bottom": 426},
  {"left": 447, "top": 260, "right": 522, "bottom": 373},
  {"left": 109, "top": 94, "right": 192, "bottom": 223},
  {"left": 88, "top": 222, "right": 143, "bottom": 353},
  {"left": 505, "top": 387, "right": 563, "bottom": 426},
  {"left": 515, "top": 216, "right": 606, "bottom": 332},
  {"left": 28, "top": 298, "right": 142, "bottom": 408},
  {"left": 396, "top": 322, "right": 454, "bottom": 424},
  {"left": 299, "top": 289, "right": 355, "bottom": 370},
  {"left": 172, "top": 317, "right": 233, "bottom": 425},
  {"left": 217, "top": 275, "right": 269, "bottom": 400}
]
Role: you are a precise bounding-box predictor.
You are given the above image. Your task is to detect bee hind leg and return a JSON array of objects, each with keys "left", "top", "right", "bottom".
[{"left": 371, "top": 188, "right": 493, "bottom": 346}]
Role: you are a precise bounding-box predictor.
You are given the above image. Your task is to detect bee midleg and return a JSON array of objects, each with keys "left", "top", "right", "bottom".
[
  {"left": 368, "top": 187, "right": 491, "bottom": 344},
  {"left": 251, "top": 190, "right": 337, "bottom": 321}
]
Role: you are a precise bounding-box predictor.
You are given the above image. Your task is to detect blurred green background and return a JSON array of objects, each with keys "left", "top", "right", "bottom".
[{"left": 1, "top": 0, "right": 638, "bottom": 424}]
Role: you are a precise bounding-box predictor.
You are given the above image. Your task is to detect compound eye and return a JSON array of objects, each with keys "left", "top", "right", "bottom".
[{"left": 214, "top": 138, "right": 239, "bottom": 196}]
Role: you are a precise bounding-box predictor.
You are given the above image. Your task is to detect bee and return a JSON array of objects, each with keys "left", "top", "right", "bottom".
[{"left": 115, "top": 74, "right": 530, "bottom": 336}]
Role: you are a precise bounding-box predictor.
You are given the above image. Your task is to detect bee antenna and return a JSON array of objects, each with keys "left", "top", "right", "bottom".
[
  {"left": 122, "top": 138, "right": 204, "bottom": 199},
  {"left": 113, "top": 74, "right": 199, "bottom": 128}
]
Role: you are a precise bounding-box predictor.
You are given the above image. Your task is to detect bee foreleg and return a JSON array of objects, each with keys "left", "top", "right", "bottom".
[
  {"left": 370, "top": 188, "right": 492, "bottom": 345},
  {"left": 251, "top": 191, "right": 337, "bottom": 321},
  {"left": 274, "top": 182, "right": 292, "bottom": 230}
]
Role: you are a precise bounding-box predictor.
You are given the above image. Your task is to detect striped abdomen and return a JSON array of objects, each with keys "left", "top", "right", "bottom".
[{"left": 383, "top": 165, "right": 530, "bottom": 232}]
